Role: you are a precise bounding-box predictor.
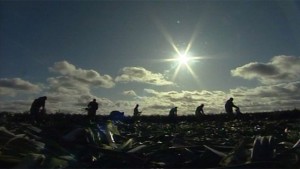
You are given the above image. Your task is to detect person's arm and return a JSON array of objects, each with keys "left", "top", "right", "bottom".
[{"left": 232, "top": 103, "right": 238, "bottom": 108}]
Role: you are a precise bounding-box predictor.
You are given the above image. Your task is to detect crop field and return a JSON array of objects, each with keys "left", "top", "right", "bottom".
[{"left": 0, "top": 110, "right": 300, "bottom": 168}]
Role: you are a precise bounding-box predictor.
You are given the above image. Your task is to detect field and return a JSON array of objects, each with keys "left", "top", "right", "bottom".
[{"left": 0, "top": 110, "right": 300, "bottom": 168}]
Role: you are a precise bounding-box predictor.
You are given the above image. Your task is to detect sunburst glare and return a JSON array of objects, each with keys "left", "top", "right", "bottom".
[
  {"left": 166, "top": 50, "right": 201, "bottom": 81},
  {"left": 153, "top": 17, "right": 209, "bottom": 82}
]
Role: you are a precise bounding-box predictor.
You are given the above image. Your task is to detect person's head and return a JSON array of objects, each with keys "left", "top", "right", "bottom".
[
  {"left": 200, "top": 104, "right": 204, "bottom": 107},
  {"left": 93, "top": 99, "right": 96, "bottom": 102},
  {"left": 136, "top": 104, "right": 139, "bottom": 107},
  {"left": 41, "top": 96, "right": 47, "bottom": 100},
  {"left": 229, "top": 97, "right": 233, "bottom": 101}
]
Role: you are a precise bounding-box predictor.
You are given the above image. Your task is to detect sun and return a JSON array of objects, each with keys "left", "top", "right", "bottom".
[
  {"left": 164, "top": 50, "right": 201, "bottom": 81},
  {"left": 169, "top": 51, "right": 198, "bottom": 67},
  {"left": 154, "top": 18, "right": 211, "bottom": 83},
  {"left": 177, "top": 53, "right": 190, "bottom": 65},
  {"left": 166, "top": 51, "right": 194, "bottom": 66}
]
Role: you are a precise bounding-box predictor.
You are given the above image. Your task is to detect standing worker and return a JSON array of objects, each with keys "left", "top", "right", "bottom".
[
  {"left": 169, "top": 107, "right": 178, "bottom": 128},
  {"left": 87, "top": 99, "right": 98, "bottom": 122}
]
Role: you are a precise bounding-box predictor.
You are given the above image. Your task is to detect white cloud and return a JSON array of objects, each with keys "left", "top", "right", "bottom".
[
  {"left": 0, "top": 78, "right": 41, "bottom": 96},
  {"left": 116, "top": 83, "right": 300, "bottom": 115},
  {"left": 49, "top": 61, "right": 115, "bottom": 88},
  {"left": 45, "top": 75, "right": 116, "bottom": 114},
  {"left": 122, "top": 90, "right": 137, "bottom": 97},
  {"left": 231, "top": 55, "right": 300, "bottom": 84},
  {"left": 115, "top": 67, "right": 174, "bottom": 86},
  {"left": 1, "top": 59, "right": 299, "bottom": 115},
  {"left": 0, "top": 100, "right": 32, "bottom": 113},
  {"left": 229, "top": 81, "right": 300, "bottom": 112},
  {"left": 128, "top": 89, "right": 227, "bottom": 115},
  {"left": 29, "top": 60, "right": 119, "bottom": 114},
  {"left": 47, "top": 76, "right": 90, "bottom": 95},
  {"left": 1, "top": 81, "right": 299, "bottom": 115}
]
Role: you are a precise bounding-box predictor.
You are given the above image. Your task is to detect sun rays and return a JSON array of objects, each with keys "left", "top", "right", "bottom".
[
  {"left": 152, "top": 17, "right": 206, "bottom": 82},
  {"left": 162, "top": 33, "right": 204, "bottom": 81},
  {"left": 167, "top": 50, "right": 201, "bottom": 81}
]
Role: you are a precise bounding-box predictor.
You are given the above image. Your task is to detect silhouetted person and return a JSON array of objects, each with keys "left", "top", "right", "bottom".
[
  {"left": 195, "top": 104, "right": 205, "bottom": 117},
  {"left": 225, "top": 97, "right": 238, "bottom": 114},
  {"left": 87, "top": 99, "right": 98, "bottom": 121},
  {"left": 133, "top": 104, "right": 142, "bottom": 117},
  {"left": 169, "top": 106, "right": 177, "bottom": 121},
  {"left": 30, "top": 96, "right": 47, "bottom": 123}
]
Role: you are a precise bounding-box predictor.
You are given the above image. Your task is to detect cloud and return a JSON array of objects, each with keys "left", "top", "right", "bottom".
[
  {"left": 134, "top": 89, "right": 227, "bottom": 115},
  {"left": 144, "top": 89, "right": 225, "bottom": 103},
  {"left": 0, "top": 78, "right": 41, "bottom": 96},
  {"left": 1, "top": 81, "right": 299, "bottom": 114},
  {"left": 122, "top": 90, "right": 137, "bottom": 97},
  {"left": 45, "top": 75, "right": 116, "bottom": 113},
  {"left": 229, "top": 81, "right": 300, "bottom": 112},
  {"left": 1, "top": 59, "right": 298, "bottom": 115},
  {"left": 231, "top": 55, "right": 300, "bottom": 84},
  {"left": 231, "top": 82, "right": 300, "bottom": 99},
  {"left": 39, "top": 60, "right": 119, "bottom": 113},
  {"left": 49, "top": 61, "right": 115, "bottom": 88},
  {"left": 116, "top": 82, "right": 300, "bottom": 115},
  {"left": 115, "top": 67, "right": 174, "bottom": 86},
  {"left": 47, "top": 76, "right": 90, "bottom": 95},
  {"left": 0, "top": 100, "right": 32, "bottom": 113}
]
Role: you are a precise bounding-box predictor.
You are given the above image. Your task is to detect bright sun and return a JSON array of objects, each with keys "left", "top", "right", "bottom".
[
  {"left": 165, "top": 52, "right": 193, "bottom": 67},
  {"left": 165, "top": 51, "right": 203, "bottom": 81},
  {"left": 177, "top": 53, "right": 190, "bottom": 65}
]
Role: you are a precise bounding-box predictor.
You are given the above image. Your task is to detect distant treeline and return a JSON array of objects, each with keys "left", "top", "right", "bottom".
[{"left": 1, "top": 109, "right": 299, "bottom": 124}]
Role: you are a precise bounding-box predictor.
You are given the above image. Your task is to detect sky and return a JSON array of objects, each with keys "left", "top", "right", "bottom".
[{"left": 1, "top": 0, "right": 300, "bottom": 116}]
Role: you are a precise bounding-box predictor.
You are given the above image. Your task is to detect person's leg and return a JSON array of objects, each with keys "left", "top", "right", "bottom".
[{"left": 30, "top": 108, "right": 38, "bottom": 123}]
